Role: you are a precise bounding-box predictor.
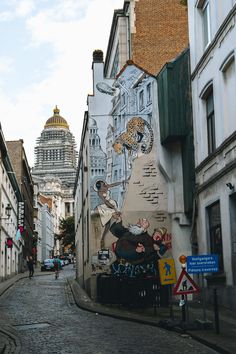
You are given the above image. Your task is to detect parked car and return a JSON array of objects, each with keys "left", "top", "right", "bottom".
[
  {"left": 41, "top": 259, "right": 55, "bottom": 271},
  {"left": 41, "top": 258, "right": 64, "bottom": 271},
  {"left": 59, "top": 255, "right": 69, "bottom": 265}
]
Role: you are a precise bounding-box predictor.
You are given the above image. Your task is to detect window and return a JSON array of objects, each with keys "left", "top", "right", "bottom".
[
  {"left": 147, "top": 83, "right": 152, "bottom": 103},
  {"left": 206, "top": 90, "right": 215, "bottom": 154},
  {"left": 207, "top": 201, "right": 224, "bottom": 272},
  {"left": 139, "top": 90, "right": 144, "bottom": 110},
  {"left": 121, "top": 93, "right": 126, "bottom": 107},
  {"left": 114, "top": 118, "right": 117, "bottom": 130},
  {"left": 200, "top": 0, "right": 211, "bottom": 48},
  {"left": 111, "top": 45, "right": 119, "bottom": 78},
  {"left": 201, "top": 82, "right": 216, "bottom": 155}
]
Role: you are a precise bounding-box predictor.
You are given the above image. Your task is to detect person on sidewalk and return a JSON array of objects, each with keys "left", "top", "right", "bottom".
[{"left": 26, "top": 256, "right": 34, "bottom": 278}]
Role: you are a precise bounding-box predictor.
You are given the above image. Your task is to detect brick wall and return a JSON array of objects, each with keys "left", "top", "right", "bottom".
[{"left": 132, "top": 0, "right": 189, "bottom": 75}]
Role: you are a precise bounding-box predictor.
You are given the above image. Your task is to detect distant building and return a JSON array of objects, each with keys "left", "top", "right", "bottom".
[
  {"left": 32, "top": 106, "right": 77, "bottom": 218},
  {"left": 32, "top": 107, "right": 78, "bottom": 257}
]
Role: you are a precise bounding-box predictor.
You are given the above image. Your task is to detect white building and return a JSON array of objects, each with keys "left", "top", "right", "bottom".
[
  {"left": 74, "top": 50, "right": 114, "bottom": 292},
  {"left": 41, "top": 203, "right": 54, "bottom": 260},
  {"left": 0, "top": 126, "right": 22, "bottom": 281},
  {"left": 188, "top": 0, "right": 236, "bottom": 308}
]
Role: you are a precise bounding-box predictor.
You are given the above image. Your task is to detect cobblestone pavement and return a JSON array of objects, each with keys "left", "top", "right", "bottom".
[{"left": 0, "top": 266, "right": 218, "bottom": 354}]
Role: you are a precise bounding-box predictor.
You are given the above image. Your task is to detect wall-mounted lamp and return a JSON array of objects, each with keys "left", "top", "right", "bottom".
[
  {"left": 0, "top": 203, "right": 12, "bottom": 220},
  {"left": 226, "top": 182, "right": 234, "bottom": 191}
]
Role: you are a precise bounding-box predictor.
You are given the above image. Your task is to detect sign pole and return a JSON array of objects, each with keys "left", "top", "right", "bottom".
[
  {"left": 181, "top": 294, "right": 186, "bottom": 323},
  {"left": 214, "top": 288, "right": 220, "bottom": 334},
  {"left": 185, "top": 294, "right": 189, "bottom": 324},
  {"left": 201, "top": 273, "right": 207, "bottom": 322},
  {"left": 168, "top": 284, "right": 174, "bottom": 320}
]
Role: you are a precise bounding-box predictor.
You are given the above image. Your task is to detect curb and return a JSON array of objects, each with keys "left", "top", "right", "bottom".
[
  {"left": 0, "top": 326, "right": 21, "bottom": 354},
  {"left": 68, "top": 279, "right": 230, "bottom": 354},
  {"left": 0, "top": 270, "right": 54, "bottom": 297}
]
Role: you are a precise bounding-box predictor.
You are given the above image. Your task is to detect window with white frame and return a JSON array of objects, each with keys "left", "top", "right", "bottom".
[
  {"left": 201, "top": 82, "right": 216, "bottom": 155},
  {"left": 197, "top": 0, "right": 211, "bottom": 49},
  {"left": 206, "top": 90, "right": 215, "bottom": 154}
]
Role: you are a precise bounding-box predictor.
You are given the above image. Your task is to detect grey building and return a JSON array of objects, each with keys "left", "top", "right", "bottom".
[{"left": 32, "top": 106, "right": 78, "bottom": 220}]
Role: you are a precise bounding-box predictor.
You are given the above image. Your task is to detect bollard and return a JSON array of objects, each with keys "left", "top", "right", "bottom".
[{"left": 213, "top": 288, "right": 220, "bottom": 334}]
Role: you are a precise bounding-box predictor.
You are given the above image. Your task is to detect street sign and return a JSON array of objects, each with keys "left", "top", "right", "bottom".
[
  {"left": 173, "top": 269, "right": 200, "bottom": 295},
  {"left": 158, "top": 258, "right": 177, "bottom": 285},
  {"left": 187, "top": 254, "right": 219, "bottom": 274}
]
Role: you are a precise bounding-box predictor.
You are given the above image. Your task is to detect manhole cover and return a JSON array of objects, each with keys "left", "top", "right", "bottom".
[{"left": 14, "top": 322, "right": 50, "bottom": 330}]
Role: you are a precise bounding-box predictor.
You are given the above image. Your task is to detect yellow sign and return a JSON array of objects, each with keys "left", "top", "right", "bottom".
[{"left": 158, "top": 258, "right": 177, "bottom": 285}]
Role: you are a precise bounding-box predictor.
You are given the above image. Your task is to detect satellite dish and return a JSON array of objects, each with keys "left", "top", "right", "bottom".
[{"left": 96, "top": 82, "right": 116, "bottom": 96}]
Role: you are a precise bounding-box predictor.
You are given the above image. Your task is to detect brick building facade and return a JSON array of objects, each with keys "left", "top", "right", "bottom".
[{"left": 132, "top": 0, "right": 189, "bottom": 74}]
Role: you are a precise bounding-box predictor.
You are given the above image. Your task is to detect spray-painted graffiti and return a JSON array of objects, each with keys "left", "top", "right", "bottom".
[
  {"left": 111, "top": 260, "right": 158, "bottom": 277},
  {"left": 109, "top": 213, "right": 170, "bottom": 277}
]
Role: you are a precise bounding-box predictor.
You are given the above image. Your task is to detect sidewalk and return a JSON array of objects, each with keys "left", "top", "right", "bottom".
[
  {"left": 68, "top": 279, "right": 236, "bottom": 354},
  {"left": 0, "top": 269, "right": 52, "bottom": 353},
  {"left": 0, "top": 271, "right": 236, "bottom": 354}
]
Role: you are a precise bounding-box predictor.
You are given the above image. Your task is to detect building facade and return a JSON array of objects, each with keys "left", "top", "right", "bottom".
[
  {"left": 104, "top": 0, "right": 189, "bottom": 78},
  {"left": 6, "top": 139, "right": 34, "bottom": 264},
  {"left": 0, "top": 127, "right": 22, "bottom": 281},
  {"left": 75, "top": 42, "right": 193, "bottom": 299},
  {"left": 74, "top": 0, "right": 191, "bottom": 299},
  {"left": 32, "top": 107, "right": 78, "bottom": 257},
  {"left": 188, "top": 0, "right": 236, "bottom": 309}
]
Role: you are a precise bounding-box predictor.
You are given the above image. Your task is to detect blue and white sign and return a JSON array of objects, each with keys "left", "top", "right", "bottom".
[{"left": 187, "top": 254, "right": 219, "bottom": 274}]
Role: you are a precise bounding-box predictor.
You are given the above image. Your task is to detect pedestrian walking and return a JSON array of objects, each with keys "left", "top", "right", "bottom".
[
  {"left": 53, "top": 257, "right": 62, "bottom": 279},
  {"left": 27, "top": 256, "right": 34, "bottom": 278}
]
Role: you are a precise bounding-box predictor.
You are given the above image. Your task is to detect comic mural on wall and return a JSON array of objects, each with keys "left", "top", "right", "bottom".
[{"left": 89, "top": 69, "right": 172, "bottom": 279}]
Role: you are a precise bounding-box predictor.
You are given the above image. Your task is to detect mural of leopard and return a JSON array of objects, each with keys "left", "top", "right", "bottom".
[{"left": 112, "top": 116, "right": 154, "bottom": 157}]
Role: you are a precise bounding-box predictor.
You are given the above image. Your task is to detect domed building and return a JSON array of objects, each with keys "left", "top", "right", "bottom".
[{"left": 32, "top": 106, "right": 78, "bottom": 220}]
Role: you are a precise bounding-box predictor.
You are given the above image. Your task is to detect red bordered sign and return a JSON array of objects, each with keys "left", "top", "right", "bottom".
[{"left": 173, "top": 268, "right": 200, "bottom": 295}]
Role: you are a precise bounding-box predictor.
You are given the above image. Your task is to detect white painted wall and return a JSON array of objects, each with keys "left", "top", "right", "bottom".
[
  {"left": 0, "top": 163, "right": 20, "bottom": 280},
  {"left": 188, "top": 1, "right": 236, "bottom": 303}
]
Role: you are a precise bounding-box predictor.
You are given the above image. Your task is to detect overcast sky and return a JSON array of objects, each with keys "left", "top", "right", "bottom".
[{"left": 0, "top": 0, "right": 124, "bottom": 167}]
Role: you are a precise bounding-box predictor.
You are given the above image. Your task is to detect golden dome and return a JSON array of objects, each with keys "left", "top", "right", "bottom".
[{"left": 44, "top": 106, "right": 69, "bottom": 129}]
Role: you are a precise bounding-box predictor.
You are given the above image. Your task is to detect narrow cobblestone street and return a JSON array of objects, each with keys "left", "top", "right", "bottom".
[{"left": 0, "top": 265, "right": 219, "bottom": 354}]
